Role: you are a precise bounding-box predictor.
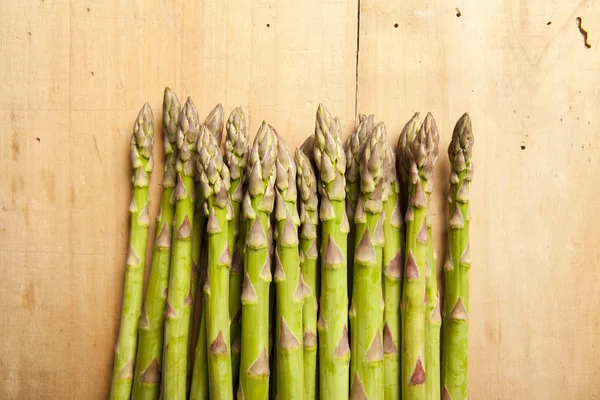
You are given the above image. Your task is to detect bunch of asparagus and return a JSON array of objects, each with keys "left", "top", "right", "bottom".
[{"left": 109, "top": 88, "right": 474, "bottom": 400}]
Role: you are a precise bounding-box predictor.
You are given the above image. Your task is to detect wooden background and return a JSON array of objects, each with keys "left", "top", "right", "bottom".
[{"left": 1, "top": 0, "right": 599, "bottom": 398}]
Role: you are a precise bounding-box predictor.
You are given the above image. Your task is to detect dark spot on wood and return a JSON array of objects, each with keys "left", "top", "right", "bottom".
[
  {"left": 11, "top": 133, "right": 20, "bottom": 160},
  {"left": 70, "top": 184, "right": 76, "bottom": 206},
  {"left": 41, "top": 169, "right": 55, "bottom": 203},
  {"left": 394, "top": 23, "right": 398, "bottom": 28},
  {"left": 28, "top": 32, "right": 31, "bottom": 36},
  {"left": 547, "top": 21, "right": 551, "bottom": 25},
  {"left": 456, "top": 8, "right": 461, "bottom": 17},
  {"left": 87, "top": 7, "right": 90, "bottom": 12},
  {"left": 91, "top": 71, "right": 94, "bottom": 76},
  {"left": 513, "top": 110, "right": 516, "bottom": 113},
  {"left": 22, "top": 282, "right": 35, "bottom": 312},
  {"left": 520, "top": 144, "right": 526, "bottom": 150},
  {"left": 35, "top": 137, "right": 40, "bottom": 142},
  {"left": 576, "top": 17, "right": 591, "bottom": 48},
  {"left": 266, "top": 24, "right": 270, "bottom": 28}
]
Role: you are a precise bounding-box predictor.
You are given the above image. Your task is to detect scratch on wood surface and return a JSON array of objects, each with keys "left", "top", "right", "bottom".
[
  {"left": 576, "top": 17, "right": 591, "bottom": 48},
  {"left": 92, "top": 136, "right": 108, "bottom": 179}
]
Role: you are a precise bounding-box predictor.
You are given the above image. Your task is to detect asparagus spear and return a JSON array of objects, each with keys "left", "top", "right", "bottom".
[
  {"left": 273, "top": 134, "right": 305, "bottom": 399},
  {"left": 300, "top": 135, "right": 316, "bottom": 168},
  {"left": 239, "top": 122, "right": 277, "bottom": 400},
  {"left": 441, "top": 113, "right": 473, "bottom": 400},
  {"left": 295, "top": 148, "right": 319, "bottom": 400},
  {"left": 162, "top": 98, "right": 200, "bottom": 400},
  {"left": 344, "top": 114, "right": 374, "bottom": 302},
  {"left": 225, "top": 107, "right": 250, "bottom": 390},
  {"left": 110, "top": 103, "right": 155, "bottom": 400},
  {"left": 382, "top": 139, "right": 403, "bottom": 400},
  {"left": 131, "top": 90, "right": 179, "bottom": 400},
  {"left": 398, "top": 113, "right": 438, "bottom": 400},
  {"left": 196, "top": 125, "right": 234, "bottom": 398},
  {"left": 204, "top": 104, "right": 225, "bottom": 146},
  {"left": 189, "top": 238, "right": 209, "bottom": 400},
  {"left": 350, "top": 122, "right": 388, "bottom": 399},
  {"left": 313, "top": 104, "right": 350, "bottom": 399},
  {"left": 422, "top": 115, "right": 441, "bottom": 400},
  {"left": 188, "top": 105, "right": 225, "bottom": 396},
  {"left": 268, "top": 221, "right": 277, "bottom": 400}
]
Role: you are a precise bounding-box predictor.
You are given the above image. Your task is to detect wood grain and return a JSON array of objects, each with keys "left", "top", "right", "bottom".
[
  {"left": 1, "top": 0, "right": 599, "bottom": 398},
  {"left": 357, "top": 0, "right": 600, "bottom": 398}
]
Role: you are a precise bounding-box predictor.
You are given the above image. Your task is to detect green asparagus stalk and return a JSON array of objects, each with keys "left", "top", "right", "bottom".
[
  {"left": 382, "top": 140, "right": 403, "bottom": 400},
  {"left": 313, "top": 104, "right": 350, "bottom": 399},
  {"left": 188, "top": 173, "right": 205, "bottom": 391},
  {"left": 421, "top": 115, "right": 441, "bottom": 400},
  {"left": 189, "top": 238, "right": 209, "bottom": 400},
  {"left": 188, "top": 152, "right": 211, "bottom": 400},
  {"left": 398, "top": 113, "right": 438, "bottom": 400},
  {"left": 188, "top": 105, "right": 225, "bottom": 396},
  {"left": 349, "top": 122, "right": 387, "bottom": 399},
  {"left": 441, "top": 113, "right": 473, "bottom": 400},
  {"left": 273, "top": 134, "right": 305, "bottom": 399},
  {"left": 162, "top": 98, "right": 200, "bottom": 400},
  {"left": 225, "top": 107, "right": 250, "bottom": 390},
  {"left": 239, "top": 122, "right": 277, "bottom": 400},
  {"left": 295, "top": 148, "right": 319, "bottom": 400},
  {"left": 131, "top": 90, "right": 179, "bottom": 400},
  {"left": 268, "top": 221, "right": 277, "bottom": 400},
  {"left": 109, "top": 103, "right": 155, "bottom": 400},
  {"left": 344, "top": 114, "right": 374, "bottom": 300},
  {"left": 204, "top": 104, "right": 225, "bottom": 146},
  {"left": 196, "top": 125, "right": 234, "bottom": 398}
]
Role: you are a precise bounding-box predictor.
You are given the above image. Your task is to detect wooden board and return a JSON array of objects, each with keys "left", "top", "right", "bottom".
[
  {"left": 357, "top": 0, "right": 600, "bottom": 398},
  {"left": 0, "top": 1, "right": 357, "bottom": 398},
  {"left": 0, "top": 0, "right": 599, "bottom": 398}
]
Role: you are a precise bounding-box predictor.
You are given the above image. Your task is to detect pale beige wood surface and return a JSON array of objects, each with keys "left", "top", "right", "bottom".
[
  {"left": 357, "top": 0, "right": 600, "bottom": 398},
  {"left": 1, "top": 0, "right": 599, "bottom": 398}
]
